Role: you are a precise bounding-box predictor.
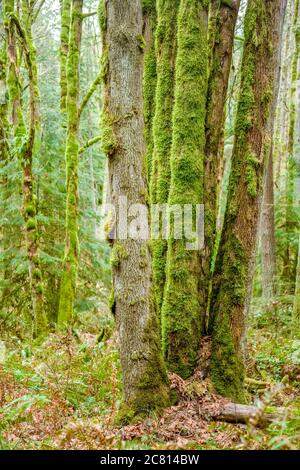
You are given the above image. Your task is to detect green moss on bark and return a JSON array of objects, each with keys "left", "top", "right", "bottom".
[
  {"left": 143, "top": 0, "right": 157, "bottom": 182},
  {"left": 150, "top": 0, "right": 179, "bottom": 318},
  {"left": 210, "top": 0, "right": 282, "bottom": 401},
  {"left": 161, "top": 0, "right": 208, "bottom": 378},
  {"left": 60, "top": 0, "right": 71, "bottom": 112},
  {"left": 58, "top": 0, "right": 83, "bottom": 329}
]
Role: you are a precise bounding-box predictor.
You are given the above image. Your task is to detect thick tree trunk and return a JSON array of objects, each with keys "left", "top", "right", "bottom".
[
  {"left": 210, "top": 0, "right": 285, "bottom": 402},
  {"left": 150, "top": 0, "right": 179, "bottom": 317},
  {"left": 100, "top": 0, "right": 170, "bottom": 420},
  {"left": 58, "top": 0, "right": 83, "bottom": 328},
  {"left": 161, "top": 0, "right": 208, "bottom": 378}
]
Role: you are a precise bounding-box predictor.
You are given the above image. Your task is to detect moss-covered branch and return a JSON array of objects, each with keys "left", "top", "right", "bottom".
[
  {"left": 79, "top": 135, "right": 101, "bottom": 154},
  {"left": 78, "top": 72, "right": 101, "bottom": 118}
]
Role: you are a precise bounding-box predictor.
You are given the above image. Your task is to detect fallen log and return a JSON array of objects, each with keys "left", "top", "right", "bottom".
[{"left": 215, "top": 403, "right": 285, "bottom": 427}]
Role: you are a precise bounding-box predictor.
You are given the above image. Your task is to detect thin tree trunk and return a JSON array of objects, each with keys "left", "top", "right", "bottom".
[
  {"left": 210, "top": 0, "right": 285, "bottom": 402},
  {"left": 293, "top": 233, "right": 300, "bottom": 326},
  {"left": 5, "top": 0, "right": 47, "bottom": 337},
  {"left": 261, "top": 1, "right": 287, "bottom": 302},
  {"left": 150, "top": 0, "right": 179, "bottom": 317},
  {"left": 282, "top": 0, "right": 300, "bottom": 292},
  {"left": 60, "top": 0, "right": 71, "bottom": 113},
  {"left": 100, "top": 0, "right": 170, "bottom": 420},
  {"left": 58, "top": 0, "right": 83, "bottom": 328},
  {"left": 0, "top": 20, "right": 9, "bottom": 308},
  {"left": 261, "top": 143, "right": 277, "bottom": 301},
  {"left": 161, "top": 0, "right": 208, "bottom": 378}
]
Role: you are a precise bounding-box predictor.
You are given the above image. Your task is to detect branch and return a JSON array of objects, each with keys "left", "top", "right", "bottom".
[
  {"left": 78, "top": 72, "right": 102, "bottom": 118},
  {"left": 82, "top": 11, "right": 98, "bottom": 19},
  {"left": 210, "top": 402, "right": 285, "bottom": 428},
  {"left": 79, "top": 135, "right": 101, "bottom": 154}
]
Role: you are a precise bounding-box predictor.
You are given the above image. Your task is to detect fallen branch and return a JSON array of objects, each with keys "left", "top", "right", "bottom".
[{"left": 214, "top": 403, "right": 284, "bottom": 427}]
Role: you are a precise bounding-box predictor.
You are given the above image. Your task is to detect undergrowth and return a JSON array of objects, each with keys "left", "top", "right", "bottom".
[{"left": 0, "top": 298, "right": 299, "bottom": 450}]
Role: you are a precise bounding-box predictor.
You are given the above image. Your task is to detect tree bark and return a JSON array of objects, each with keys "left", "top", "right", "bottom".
[
  {"left": 58, "top": 0, "right": 83, "bottom": 328},
  {"left": 60, "top": 0, "right": 71, "bottom": 113},
  {"left": 213, "top": 402, "right": 284, "bottom": 427},
  {"left": 161, "top": 0, "right": 208, "bottom": 378},
  {"left": 261, "top": 144, "right": 277, "bottom": 301},
  {"left": 204, "top": 0, "right": 240, "bottom": 330},
  {"left": 143, "top": 0, "right": 157, "bottom": 183},
  {"left": 150, "top": 0, "right": 179, "bottom": 318},
  {"left": 210, "top": 0, "right": 286, "bottom": 402},
  {"left": 100, "top": 0, "right": 170, "bottom": 420},
  {"left": 4, "top": 0, "right": 48, "bottom": 337}
]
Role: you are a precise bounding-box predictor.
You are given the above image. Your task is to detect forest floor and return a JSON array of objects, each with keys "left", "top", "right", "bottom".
[{"left": 0, "top": 299, "right": 300, "bottom": 450}]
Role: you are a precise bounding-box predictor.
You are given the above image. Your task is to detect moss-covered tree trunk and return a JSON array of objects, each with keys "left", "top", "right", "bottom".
[
  {"left": 210, "top": 0, "right": 285, "bottom": 401},
  {"left": 150, "top": 0, "right": 179, "bottom": 317},
  {"left": 5, "top": 0, "right": 47, "bottom": 337},
  {"left": 60, "top": 0, "right": 71, "bottom": 113},
  {"left": 204, "top": 0, "right": 240, "bottom": 328},
  {"left": 100, "top": 0, "right": 170, "bottom": 419},
  {"left": 143, "top": 0, "right": 156, "bottom": 183},
  {"left": 161, "top": 0, "right": 208, "bottom": 378},
  {"left": 57, "top": 0, "right": 83, "bottom": 328}
]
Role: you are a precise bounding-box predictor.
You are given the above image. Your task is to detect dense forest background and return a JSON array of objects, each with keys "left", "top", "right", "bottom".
[{"left": 0, "top": 0, "right": 300, "bottom": 450}]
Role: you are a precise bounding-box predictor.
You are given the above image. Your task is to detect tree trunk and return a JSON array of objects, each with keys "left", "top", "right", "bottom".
[
  {"left": 161, "top": 0, "right": 208, "bottom": 379},
  {"left": 58, "top": 0, "right": 83, "bottom": 328},
  {"left": 143, "top": 0, "right": 157, "bottom": 183},
  {"left": 204, "top": 0, "right": 240, "bottom": 329},
  {"left": 150, "top": 0, "right": 179, "bottom": 318},
  {"left": 210, "top": 0, "right": 285, "bottom": 402},
  {"left": 261, "top": 1, "right": 287, "bottom": 302},
  {"left": 5, "top": 0, "right": 48, "bottom": 337},
  {"left": 261, "top": 143, "right": 277, "bottom": 301},
  {"left": 60, "top": 0, "right": 71, "bottom": 113},
  {"left": 293, "top": 234, "right": 300, "bottom": 326},
  {"left": 282, "top": 0, "right": 300, "bottom": 293},
  {"left": 0, "top": 20, "right": 9, "bottom": 309},
  {"left": 100, "top": 0, "right": 170, "bottom": 420}
]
